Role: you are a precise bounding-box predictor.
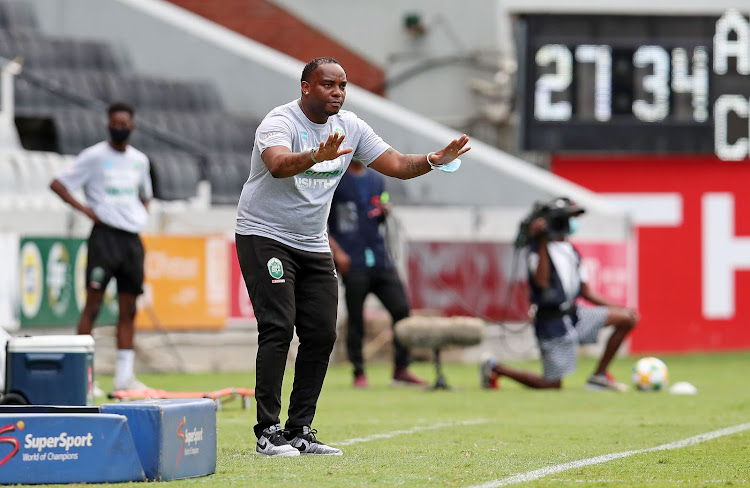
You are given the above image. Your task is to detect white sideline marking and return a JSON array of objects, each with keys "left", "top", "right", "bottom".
[
  {"left": 547, "top": 480, "right": 743, "bottom": 484},
  {"left": 468, "top": 422, "right": 750, "bottom": 488},
  {"left": 335, "top": 419, "right": 489, "bottom": 446}
]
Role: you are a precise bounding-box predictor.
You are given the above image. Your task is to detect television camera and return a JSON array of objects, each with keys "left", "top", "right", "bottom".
[{"left": 514, "top": 197, "right": 585, "bottom": 248}]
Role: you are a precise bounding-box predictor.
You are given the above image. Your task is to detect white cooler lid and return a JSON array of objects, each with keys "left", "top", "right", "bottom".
[{"left": 7, "top": 335, "right": 95, "bottom": 353}]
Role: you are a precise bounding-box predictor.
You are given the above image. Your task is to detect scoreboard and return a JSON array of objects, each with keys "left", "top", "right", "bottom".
[{"left": 516, "top": 10, "right": 750, "bottom": 160}]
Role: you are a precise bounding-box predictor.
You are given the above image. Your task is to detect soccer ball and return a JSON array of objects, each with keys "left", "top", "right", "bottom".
[{"left": 632, "top": 357, "right": 669, "bottom": 391}]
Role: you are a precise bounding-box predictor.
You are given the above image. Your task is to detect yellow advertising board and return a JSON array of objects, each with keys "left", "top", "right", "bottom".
[{"left": 136, "top": 235, "right": 227, "bottom": 330}]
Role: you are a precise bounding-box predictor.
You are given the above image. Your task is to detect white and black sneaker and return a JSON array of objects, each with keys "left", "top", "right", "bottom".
[
  {"left": 480, "top": 353, "right": 499, "bottom": 390},
  {"left": 288, "top": 426, "right": 343, "bottom": 456},
  {"left": 256, "top": 424, "right": 300, "bottom": 457},
  {"left": 585, "top": 372, "right": 629, "bottom": 392}
]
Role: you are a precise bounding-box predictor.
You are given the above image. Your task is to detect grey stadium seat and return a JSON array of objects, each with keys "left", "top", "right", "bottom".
[
  {"left": 205, "top": 152, "right": 251, "bottom": 205},
  {"left": 0, "top": 0, "right": 37, "bottom": 31},
  {"left": 147, "top": 151, "right": 201, "bottom": 201},
  {"left": 48, "top": 109, "right": 106, "bottom": 155},
  {"left": 0, "top": 32, "right": 124, "bottom": 72},
  {"left": 13, "top": 69, "right": 108, "bottom": 115},
  {"left": 138, "top": 110, "right": 254, "bottom": 153},
  {"left": 102, "top": 75, "right": 224, "bottom": 112}
]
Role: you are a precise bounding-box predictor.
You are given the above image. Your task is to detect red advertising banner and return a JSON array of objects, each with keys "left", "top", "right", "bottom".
[
  {"left": 574, "top": 242, "right": 632, "bottom": 309},
  {"left": 405, "top": 241, "right": 630, "bottom": 323},
  {"left": 228, "top": 241, "right": 255, "bottom": 321},
  {"left": 553, "top": 154, "right": 750, "bottom": 352}
]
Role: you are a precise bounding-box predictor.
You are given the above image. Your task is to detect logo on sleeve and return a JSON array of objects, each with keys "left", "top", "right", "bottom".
[
  {"left": 267, "top": 258, "right": 285, "bottom": 283},
  {"left": 262, "top": 131, "right": 282, "bottom": 141}
]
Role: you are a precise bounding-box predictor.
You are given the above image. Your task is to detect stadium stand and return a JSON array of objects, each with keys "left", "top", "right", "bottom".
[
  {"left": 147, "top": 151, "right": 203, "bottom": 201},
  {"left": 0, "top": 31, "right": 128, "bottom": 72},
  {"left": 0, "top": 0, "right": 36, "bottom": 31},
  {"left": 0, "top": 0, "right": 254, "bottom": 206},
  {"left": 0, "top": 148, "right": 74, "bottom": 211},
  {"left": 204, "top": 151, "right": 254, "bottom": 205}
]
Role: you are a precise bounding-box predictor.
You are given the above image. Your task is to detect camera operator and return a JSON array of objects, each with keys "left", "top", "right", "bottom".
[{"left": 481, "top": 197, "right": 638, "bottom": 391}]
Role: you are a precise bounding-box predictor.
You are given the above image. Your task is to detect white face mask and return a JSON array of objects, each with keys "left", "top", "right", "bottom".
[{"left": 568, "top": 217, "right": 579, "bottom": 235}]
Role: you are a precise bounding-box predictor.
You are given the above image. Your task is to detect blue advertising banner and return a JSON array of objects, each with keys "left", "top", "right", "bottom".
[
  {"left": 102, "top": 399, "right": 217, "bottom": 481},
  {"left": 0, "top": 413, "right": 145, "bottom": 484}
]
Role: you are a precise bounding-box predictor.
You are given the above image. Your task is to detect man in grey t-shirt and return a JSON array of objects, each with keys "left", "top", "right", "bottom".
[
  {"left": 50, "top": 101, "right": 152, "bottom": 394},
  {"left": 236, "top": 57, "right": 470, "bottom": 457}
]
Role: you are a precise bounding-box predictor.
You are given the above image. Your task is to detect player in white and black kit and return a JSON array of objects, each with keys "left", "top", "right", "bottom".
[
  {"left": 480, "top": 197, "right": 638, "bottom": 392},
  {"left": 50, "top": 101, "right": 152, "bottom": 393},
  {"left": 236, "top": 57, "right": 471, "bottom": 457}
]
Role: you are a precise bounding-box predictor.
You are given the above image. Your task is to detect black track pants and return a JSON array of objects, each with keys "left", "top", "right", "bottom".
[{"left": 236, "top": 234, "right": 338, "bottom": 438}]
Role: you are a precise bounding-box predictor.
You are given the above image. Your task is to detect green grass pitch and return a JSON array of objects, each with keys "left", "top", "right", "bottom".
[{"left": 47, "top": 352, "right": 750, "bottom": 486}]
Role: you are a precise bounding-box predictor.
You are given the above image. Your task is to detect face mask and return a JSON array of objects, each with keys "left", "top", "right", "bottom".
[
  {"left": 434, "top": 158, "right": 462, "bottom": 173},
  {"left": 568, "top": 217, "right": 579, "bottom": 235},
  {"left": 109, "top": 127, "right": 131, "bottom": 145}
]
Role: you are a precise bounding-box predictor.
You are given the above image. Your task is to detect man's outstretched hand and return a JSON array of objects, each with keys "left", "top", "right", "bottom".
[
  {"left": 315, "top": 132, "right": 353, "bottom": 162},
  {"left": 430, "top": 134, "right": 471, "bottom": 166}
]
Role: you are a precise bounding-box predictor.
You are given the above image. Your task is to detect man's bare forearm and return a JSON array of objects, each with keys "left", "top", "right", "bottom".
[
  {"left": 266, "top": 151, "right": 316, "bottom": 178},
  {"left": 533, "top": 239, "right": 551, "bottom": 288},
  {"left": 264, "top": 133, "right": 352, "bottom": 178},
  {"left": 403, "top": 153, "right": 431, "bottom": 179},
  {"left": 375, "top": 149, "right": 432, "bottom": 179},
  {"left": 50, "top": 179, "right": 86, "bottom": 214}
]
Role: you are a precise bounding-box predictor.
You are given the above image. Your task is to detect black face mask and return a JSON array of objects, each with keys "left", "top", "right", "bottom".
[{"left": 109, "top": 127, "right": 131, "bottom": 145}]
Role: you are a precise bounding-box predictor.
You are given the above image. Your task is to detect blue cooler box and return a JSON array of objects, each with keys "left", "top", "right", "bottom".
[{"left": 5, "top": 335, "right": 95, "bottom": 405}]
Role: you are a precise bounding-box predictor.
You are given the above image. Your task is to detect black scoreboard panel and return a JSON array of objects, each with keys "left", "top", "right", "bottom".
[{"left": 516, "top": 12, "right": 750, "bottom": 158}]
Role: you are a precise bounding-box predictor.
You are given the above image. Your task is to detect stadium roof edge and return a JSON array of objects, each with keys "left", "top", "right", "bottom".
[{"left": 116, "top": 0, "right": 304, "bottom": 77}]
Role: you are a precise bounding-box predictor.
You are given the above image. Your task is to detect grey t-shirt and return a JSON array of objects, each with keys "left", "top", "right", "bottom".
[
  {"left": 235, "top": 100, "right": 390, "bottom": 252},
  {"left": 56, "top": 141, "right": 152, "bottom": 233}
]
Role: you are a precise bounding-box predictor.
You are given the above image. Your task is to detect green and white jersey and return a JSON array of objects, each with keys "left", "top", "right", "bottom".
[
  {"left": 236, "top": 100, "right": 389, "bottom": 252},
  {"left": 56, "top": 141, "right": 152, "bottom": 233}
]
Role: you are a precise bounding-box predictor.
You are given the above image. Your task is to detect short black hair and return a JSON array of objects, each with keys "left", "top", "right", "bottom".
[
  {"left": 301, "top": 57, "right": 340, "bottom": 83},
  {"left": 108, "top": 101, "right": 134, "bottom": 118}
]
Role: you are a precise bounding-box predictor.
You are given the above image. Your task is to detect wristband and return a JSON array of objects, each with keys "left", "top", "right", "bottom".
[
  {"left": 427, "top": 152, "right": 439, "bottom": 169},
  {"left": 310, "top": 147, "right": 320, "bottom": 164}
]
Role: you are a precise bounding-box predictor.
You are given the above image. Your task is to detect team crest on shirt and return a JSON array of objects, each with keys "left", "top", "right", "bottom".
[
  {"left": 333, "top": 127, "right": 345, "bottom": 138},
  {"left": 267, "top": 257, "right": 285, "bottom": 283}
]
